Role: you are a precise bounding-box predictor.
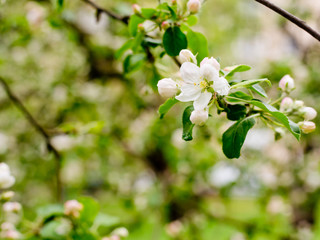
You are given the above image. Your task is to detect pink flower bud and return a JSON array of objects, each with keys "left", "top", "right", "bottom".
[
  {"left": 3, "top": 230, "right": 20, "bottom": 239},
  {"left": 187, "top": 0, "right": 201, "bottom": 14},
  {"left": 299, "top": 121, "right": 316, "bottom": 134},
  {"left": 190, "top": 109, "right": 208, "bottom": 125},
  {"left": 64, "top": 200, "right": 83, "bottom": 218},
  {"left": 137, "top": 23, "right": 144, "bottom": 31},
  {"left": 161, "top": 21, "right": 170, "bottom": 30},
  {"left": 157, "top": 78, "right": 179, "bottom": 98},
  {"left": 132, "top": 4, "right": 141, "bottom": 14},
  {"left": 301, "top": 107, "right": 317, "bottom": 121},
  {"left": 179, "top": 49, "right": 197, "bottom": 64},
  {"left": 280, "top": 97, "right": 293, "bottom": 111},
  {"left": 200, "top": 57, "right": 220, "bottom": 71},
  {"left": 172, "top": 0, "right": 177, "bottom": 5},
  {"left": 279, "top": 75, "right": 295, "bottom": 91},
  {"left": 3, "top": 202, "right": 22, "bottom": 213}
]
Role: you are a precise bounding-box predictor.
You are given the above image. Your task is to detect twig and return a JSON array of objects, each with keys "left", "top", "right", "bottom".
[
  {"left": 0, "top": 77, "right": 63, "bottom": 202},
  {"left": 82, "top": 0, "right": 129, "bottom": 24},
  {"left": 254, "top": 0, "right": 320, "bottom": 42}
]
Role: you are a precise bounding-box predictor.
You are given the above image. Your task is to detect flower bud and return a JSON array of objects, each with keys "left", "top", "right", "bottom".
[
  {"left": 161, "top": 21, "right": 170, "bottom": 30},
  {"left": 301, "top": 107, "right": 317, "bottom": 121},
  {"left": 1, "top": 222, "right": 15, "bottom": 231},
  {"left": 3, "top": 202, "right": 22, "bottom": 213},
  {"left": 279, "top": 75, "right": 295, "bottom": 92},
  {"left": 179, "top": 49, "right": 197, "bottom": 64},
  {"left": 299, "top": 121, "right": 316, "bottom": 134},
  {"left": 190, "top": 109, "right": 208, "bottom": 125},
  {"left": 2, "top": 229, "right": 20, "bottom": 239},
  {"left": 0, "top": 163, "right": 15, "bottom": 189},
  {"left": 200, "top": 57, "right": 220, "bottom": 71},
  {"left": 1, "top": 191, "right": 15, "bottom": 201},
  {"left": 157, "top": 78, "right": 179, "bottom": 98},
  {"left": 172, "top": 0, "right": 177, "bottom": 5},
  {"left": 187, "top": 0, "right": 201, "bottom": 14},
  {"left": 293, "top": 100, "right": 304, "bottom": 109},
  {"left": 64, "top": 200, "right": 83, "bottom": 218},
  {"left": 111, "top": 227, "right": 129, "bottom": 237},
  {"left": 137, "top": 23, "right": 145, "bottom": 31},
  {"left": 132, "top": 4, "right": 141, "bottom": 15},
  {"left": 280, "top": 97, "right": 293, "bottom": 112}
]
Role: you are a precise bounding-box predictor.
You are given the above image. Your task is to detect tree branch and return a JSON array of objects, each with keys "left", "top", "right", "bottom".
[
  {"left": 82, "top": 0, "right": 129, "bottom": 25},
  {"left": 254, "top": 0, "right": 320, "bottom": 42},
  {"left": 0, "top": 77, "right": 63, "bottom": 202}
]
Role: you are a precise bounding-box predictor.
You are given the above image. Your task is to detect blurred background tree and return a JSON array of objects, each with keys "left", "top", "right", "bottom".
[{"left": 0, "top": 0, "right": 320, "bottom": 239}]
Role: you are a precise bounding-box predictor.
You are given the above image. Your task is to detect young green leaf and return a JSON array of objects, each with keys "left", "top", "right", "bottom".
[
  {"left": 123, "top": 54, "right": 146, "bottom": 73},
  {"left": 128, "top": 14, "right": 144, "bottom": 36},
  {"left": 226, "top": 104, "right": 247, "bottom": 121},
  {"left": 115, "top": 40, "right": 133, "bottom": 59},
  {"left": 141, "top": 8, "right": 157, "bottom": 19},
  {"left": 78, "top": 197, "right": 100, "bottom": 226},
  {"left": 186, "top": 15, "right": 198, "bottom": 26},
  {"left": 158, "top": 98, "right": 179, "bottom": 119},
  {"left": 224, "top": 64, "right": 251, "bottom": 79},
  {"left": 222, "top": 117, "right": 255, "bottom": 159},
  {"left": 187, "top": 30, "right": 209, "bottom": 63},
  {"left": 250, "top": 100, "right": 301, "bottom": 140},
  {"left": 226, "top": 91, "right": 252, "bottom": 103},
  {"left": 230, "top": 78, "right": 271, "bottom": 90},
  {"left": 182, "top": 105, "right": 195, "bottom": 141},
  {"left": 250, "top": 83, "right": 268, "bottom": 98},
  {"left": 163, "top": 26, "right": 188, "bottom": 56}
]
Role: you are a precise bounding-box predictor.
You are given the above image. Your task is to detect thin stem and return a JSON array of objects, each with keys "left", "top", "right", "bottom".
[
  {"left": 0, "top": 77, "right": 63, "bottom": 202},
  {"left": 82, "top": 0, "right": 129, "bottom": 25},
  {"left": 254, "top": 0, "right": 320, "bottom": 42}
]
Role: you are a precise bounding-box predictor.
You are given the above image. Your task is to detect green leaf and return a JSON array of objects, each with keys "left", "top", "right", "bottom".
[
  {"left": 143, "top": 37, "right": 162, "bottom": 48},
  {"left": 141, "top": 8, "right": 157, "bottom": 19},
  {"left": 115, "top": 40, "right": 133, "bottom": 59},
  {"left": 78, "top": 196, "right": 99, "bottom": 227},
  {"left": 40, "top": 219, "right": 68, "bottom": 240},
  {"left": 128, "top": 14, "right": 144, "bottom": 36},
  {"left": 231, "top": 78, "right": 271, "bottom": 89},
  {"left": 57, "top": 0, "right": 63, "bottom": 8},
  {"left": 158, "top": 98, "right": 179, "bottom": 119},
  {"left": 249, "top": 100, "right": 301, "bottom": 140},
  {"left": 132, "top": 31, "right": 144, "bottom": 53},
  {"left": 226, "top": 104, "right": 247, "bottom": 121},
  {"left": 163, "top": 26, "right": 188, "bottom": 56},
  {"left": 187, "top": 30, "right": 209, "bottom": 63},
  {"left": 182, "top": 105, "right": 195, "bottom": 141},
  {"left": 226, "top": 92, "right": 252, "bottom": 103},
  {"left": 250, "top": 83, "right": 268, "bottom": 98},
  {"left": 186, "top": 15, "right": 198, "bottom": 26},
  {"left": 123, "top": 54, "right": 146, "bottom": 73},
  {"left": 224, "top": 65, "right": 251, "bottom": 79},
  {"left": 94, "top": 213, "right": 120, "bottom": 227},
  {"left": 37, "top": 204, "right": 64, "bottom": 219},
  {"left": 222, "top": 117, "right": 255, "bottom": 159}
]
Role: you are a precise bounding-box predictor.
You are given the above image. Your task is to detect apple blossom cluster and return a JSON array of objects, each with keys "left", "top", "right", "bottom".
[
  {"left": 0, "top": 163, "right": 22, "bottom": 240},
  {"left": 158, "top": 49, "right": 230, "bottom": 125},
  {"left": 279, "top": 75, "right": 317, "bottom": 134}
]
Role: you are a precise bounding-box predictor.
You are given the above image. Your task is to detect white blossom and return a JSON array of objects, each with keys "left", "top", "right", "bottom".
[
  {"left": 157, "top": 78, "right": 179, "bottom": 98},
  {"left": 301, "top": 107, "right": 317, "bottom": 121},
  {"left": 280, "top": 97, "right": 293, "bottom": 112},
  {"left": 64, "top": 200, "right": 83, "bottom": 218},
  {"left": 190, "top": 109, "right": 208, "bottom": 125},
  {"left": 294, "top": 100, "right": 304, "bottom": 108},
  {"left": 176, "top": 61, "right": 229, "bottom": 110},
  {"left": 111, "top": 227, "right": 129, "bottom": 237},
  {"left": 187, "top": 0, "right": 201, "bottom": 13},
  {"left": 0, "top": 163, "right": 15, "bottom": 189},
  {"left": 179, "top": 50, "right": 197, "bottom": 64},
  {"left": 279, "top": 74, "right": 295, "bottom": 91},
  {"left": 200, "top": 57, "right": 220, "bottom": 71},
  {"left": 299, "top": 121, "right": 316, "bottom": 134},
  {"left": 3, "top": 202, "right": 22, "bottom": 213}
]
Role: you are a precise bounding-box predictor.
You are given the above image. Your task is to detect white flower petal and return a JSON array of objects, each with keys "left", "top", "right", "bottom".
[
  {"left": 176, "top": 84, "right": 201, "bottom": 102},
  {"left": 200, "top": 64, "right": 219, "bottom": 82},
  {"left": 213, "top": 77, "right": 230, "bottom": 96},
  {"left": 193, "top": 91, "right": 212, "bottom": 110},
  {"left": 180, "top": 62, "right": 201, "bottom": 84}
]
